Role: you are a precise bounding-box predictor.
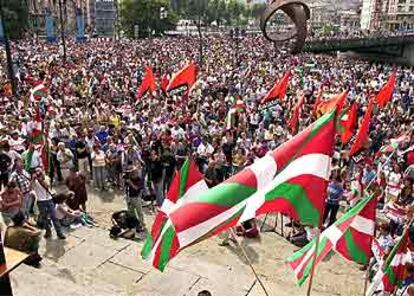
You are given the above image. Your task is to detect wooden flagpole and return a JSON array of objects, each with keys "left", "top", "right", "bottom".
[
  {"left": 229, "top": 229, "right": 270, "bottom": 296},
  {"left": 362, "top": 260, "right": 373, "bottom": 296},
  {"left": 305, "top": 229, "right": 321, "bottom": 296}
]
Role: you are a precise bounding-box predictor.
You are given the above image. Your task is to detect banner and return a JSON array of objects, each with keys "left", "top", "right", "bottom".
[
  {"left": 76, "top": 8, "right": 85, "bottom": 43},
  {"left": 45, "top": 7, "right": 56, "bottom": 42}
]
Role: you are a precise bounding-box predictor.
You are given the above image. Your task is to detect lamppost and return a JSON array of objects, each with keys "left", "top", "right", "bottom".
[
  {"left": 58, "top": 0, "right": 67, "bottom": 62},
  {"left": 232, "top": 27, "right": 241, "bottom": 67},
  {"left": 0, "top": 0, "right": 16, "bottom": 97}
]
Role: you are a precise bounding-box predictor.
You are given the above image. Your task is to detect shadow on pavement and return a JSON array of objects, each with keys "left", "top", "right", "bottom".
[{"left": 43, "top": 239, "right": 69, "bottom": 262}]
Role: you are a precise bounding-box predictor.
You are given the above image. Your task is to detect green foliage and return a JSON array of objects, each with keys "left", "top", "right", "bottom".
[
  {"left": 120, "top": 0, "right": 178, "bottom": 38},
  {"left": 172, "top": 0, "right": 257, "bottom": 27},
  {"left": 2, "top": 0, "right": 29, "bottom": 39},
  {"left": 120, "top": 0, "right": 266, "bottom": 37}
]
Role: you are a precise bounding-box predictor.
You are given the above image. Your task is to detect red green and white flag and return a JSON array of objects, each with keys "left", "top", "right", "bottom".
[
  {"left": 366, "top": 230, "right": 410, "bottom": 296},
  {"left": 236, "top": 110, "right": 336, "bottom": 227},
  {"left": 287, "top": 194, "right": 376, "bottom": 287},
  {"left": 142, "top": 110, "right": 336, "bottom": 272},
  {"left": 166, "top": 63, "right": 197, "bottom": 94},
  {"left": 379, "top": 132, "right": 410, "bottom": 154},
  {"left": 32, "top": 110, "right": 45, "bottom": 144},
  {"left": 234, "top": 97, "right": 245, "bottom": 112},
  {"left": 30, "top": 83, "right": 49, "bottom": 102},
  {"left": 141, "top": 157, "right": 209, "bottom": 271}
]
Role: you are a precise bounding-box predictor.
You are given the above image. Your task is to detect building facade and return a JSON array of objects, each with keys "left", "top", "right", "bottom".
[
  {"left": 386, "top": 0, "right": 414, "bottom": 30},
  {"left": 86, "top": 0, "right": 117, "bottom": 37},
  {"left": 340, "top": 10, "right": 361, "bottom": 32},
  {"left": 361, "top": 0, "right": 414, "bottom": 30}
]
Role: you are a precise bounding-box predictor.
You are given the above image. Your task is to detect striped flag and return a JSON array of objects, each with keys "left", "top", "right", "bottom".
[
  {"left": 287, "top": 194, "right": 376, "bottom": 287},
  {"left": 29, "top": 83, "right": 49, "bottom": 102},
  {"left": 142, "top": 110, "right": 337, "bottom": 272},
  {"left": 32, "top": 109, "right": 45, "bottom": 144},
  {"left": 379, "top": 132, "right": 410, "bottom": 154},
  {"left": 366, "top": 230, "right": 410, "bottom": 296},
  {"left": 141, "top": 157, "right": 209, "bottom": 271}
]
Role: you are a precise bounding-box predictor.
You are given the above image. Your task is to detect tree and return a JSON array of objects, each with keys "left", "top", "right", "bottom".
[
  {"left": 120, "top": 0, "right": 178, "bottom": 38},
  {"left": 2, "top": 0, "right": 29, "bottom": 39}
]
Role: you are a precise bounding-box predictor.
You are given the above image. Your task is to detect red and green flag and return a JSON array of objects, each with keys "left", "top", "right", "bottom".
[
  {"left": 379, "top": 132, "right": 410, "bottom": 154},
  {"left": 261, "top": 71, "right": 291, "bottom": 104},
  {"left": 166, "top": 63, "right": 197, "bottom": 94},
  {"left": 287, "top": 194, "right": 376, "bottom": 287},
  {"left": 375, "top": 70, "right": 397, "bottom": 108},
  {"left": 32, "top": 109, "right": 45, "bottom": 145},
  {"left": 366, "top": 230, "right": 410, "bottom": 296},
  {"left": 136, "top": 66, "right": 156, "bottom": 99},
  {"left": 30, "top": 82, "right": 49, "bottom": 102},
  {"left": 141, "top": 157, "right": 209, "bottom": 271},
  {"left": 142, "top": 110, "right": 337, "bottom": 272}
]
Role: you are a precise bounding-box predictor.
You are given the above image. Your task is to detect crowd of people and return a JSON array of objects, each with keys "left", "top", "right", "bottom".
[{"left": 0, "top": 35, "right": 413, "bottom": 293}]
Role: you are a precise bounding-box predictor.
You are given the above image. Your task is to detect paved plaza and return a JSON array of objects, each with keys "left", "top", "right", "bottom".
[{"left": 10, "top": 189, "right": 364, "bottom": 296}]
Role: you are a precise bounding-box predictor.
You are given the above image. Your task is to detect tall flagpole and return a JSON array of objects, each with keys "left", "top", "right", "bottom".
[
  {"left": 229, "top": 229, "right": 270, "bottom": 296},
  {"left": 305, "top": 229, "right": 320, "bottom": 296},
  {"left": 58, "top": 0, "right": 67, "bottom": 62}
]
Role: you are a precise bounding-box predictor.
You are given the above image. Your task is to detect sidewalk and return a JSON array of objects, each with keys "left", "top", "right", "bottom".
[{"left": 9, "top": 190, "right": 365, "bottom": 296}]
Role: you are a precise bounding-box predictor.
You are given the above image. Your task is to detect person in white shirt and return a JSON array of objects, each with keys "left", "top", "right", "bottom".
[
  {"left": 22, "top": 144, "right": 42, "bottom": 173},
  {"left": 57, "top": 142, "right": 74, "bottom": 180},
  {"left": 91, "top": 145, "right": 106, "bottom": 191},
  {"left": 9, "top": 131, "right": 25, "bottom": 154},
  {"left": 31, "top": 169, "right": 65, "bottom": 239},
  {"left": 197, "top": 139, "right": 214, "bottom": 157}
]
